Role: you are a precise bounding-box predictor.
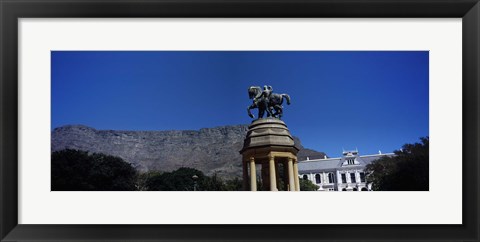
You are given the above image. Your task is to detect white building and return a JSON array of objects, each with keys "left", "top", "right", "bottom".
[{"left": 297, "top": 149, "right": 394, "bottom": 191}]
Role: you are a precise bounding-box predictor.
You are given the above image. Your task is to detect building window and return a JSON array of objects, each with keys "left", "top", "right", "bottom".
[
  {"left": 342, "top": 188, "right": 347, "bottom": 191},
  {"left": 350, "top": 173, "right": 356, "bottom": 183},
  {"left": 315, "top": 174, "right": 321, "bottom": 184},
  {"left": 361, "top": 187, "right": 368, "bottom": 191},
  {"left": 341, "top": 173, "right": 347, "bottom": 183},
  {"left": 353, "top": 188, "right": 358, "bottom": 191},
  {"left": 360, "top": 172, "right": 366, "bottom": 182},
  {"left": 347, "top": 158, "right": 355, "bottom": 165},
  {"left": 328, "top": 173, "right": 335, "bottom": 183},
  {"left": 302, "top": 174, "right": 308, "bottom": 180}
]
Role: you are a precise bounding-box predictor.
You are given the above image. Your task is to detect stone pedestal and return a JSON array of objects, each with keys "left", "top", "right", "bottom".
[{"left": 240, "top": 118, "right": 300, "bottom": 191}]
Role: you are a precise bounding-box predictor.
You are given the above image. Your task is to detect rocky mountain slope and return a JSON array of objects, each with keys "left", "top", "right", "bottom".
[{"left": 51, "top": 124, "right": 326, "bottom": 178}]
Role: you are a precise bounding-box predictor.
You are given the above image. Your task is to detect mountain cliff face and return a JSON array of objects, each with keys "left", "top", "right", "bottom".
[{"left": 51, "top": 124, "right": 326, "bottom": 178}]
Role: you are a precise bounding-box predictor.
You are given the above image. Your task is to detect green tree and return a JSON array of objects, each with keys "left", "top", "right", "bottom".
[
  {"left": 199, "top": 172, "right": 226, "bottom": 191},
  {"left": 51, "top": 149, "right": 137, "bottom": 191},
  {"left": 143, "top": 167, "right": 236, "bottom": 191},
  {"left": 135, "top": 170, "right": 162, "bottom": 191},
  {"left": 299, "top": 178, "right": 320, "bottom": 191},
  {"left": 143, "top": 168, "right": 249, "bottom": 191},
  {"left": 224, "top": 177, "right": 243, "bottom": 191},
  {"left": 144, "top": 167, "right": 206, "bottom": 191},
  {"left": 365, "top": 137, "right": 429, "bottom": 191}
]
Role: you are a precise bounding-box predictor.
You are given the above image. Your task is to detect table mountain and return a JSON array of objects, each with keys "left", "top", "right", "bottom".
[{"left": 51, "top": 124, "right": 326, "bottom": 178}]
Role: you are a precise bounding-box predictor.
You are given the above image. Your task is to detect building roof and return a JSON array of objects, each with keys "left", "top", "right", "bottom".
[{"left": 298, "top": 152, "right": 394, "bottom": 173}]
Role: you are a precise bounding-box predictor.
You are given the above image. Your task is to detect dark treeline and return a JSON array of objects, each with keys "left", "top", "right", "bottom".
[
  {"left": 51, "top": 149, "right": 243, "bottom": 191},
  {"left": 51, "top": 149, "right": 137, "bottom": 191},
  {"left": 137, "top": 167, "right": 243, "bottom": 191},
  {"left": 365, "top": 137, "right": 429, "bottom": 191}
]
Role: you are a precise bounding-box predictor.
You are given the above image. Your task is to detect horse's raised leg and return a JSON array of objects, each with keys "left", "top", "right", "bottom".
[{"left": 247, "top": 106, "right": 255, "bottom": 118}]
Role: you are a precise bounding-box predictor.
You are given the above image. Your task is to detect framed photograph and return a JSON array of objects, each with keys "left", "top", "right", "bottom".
[{"left": 1, "top": 0, "right": 479, "bottom": 241}]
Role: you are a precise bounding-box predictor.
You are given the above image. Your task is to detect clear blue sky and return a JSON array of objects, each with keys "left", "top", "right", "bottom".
[{"left": 52, "top": 51, "right": 428, "bottom": 157}]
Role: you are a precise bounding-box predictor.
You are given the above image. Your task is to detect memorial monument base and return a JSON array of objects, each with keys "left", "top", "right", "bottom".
[{"left": 240, "top": 118, "right": 300, "bottom": 191}]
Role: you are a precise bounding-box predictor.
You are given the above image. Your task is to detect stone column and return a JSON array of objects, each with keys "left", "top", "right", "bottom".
[
  {"left": 293, "top": 159, "right": 300, "bottom": 191},
  {"left": 287, "top": 158, "right": 295, "bottom": 191},
  {"left": 250, "top": 157, "right": 257, "bottom": 191},
  {"left": 269, "top": 155, "right": 278, "bottom": 191},
  {"left": 242, "top": 160, "right": 248, "bottom": 191}
]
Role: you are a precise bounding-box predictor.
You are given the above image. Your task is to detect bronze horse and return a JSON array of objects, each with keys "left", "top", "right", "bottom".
[{"left": 247, "top": 86, "right": 291, "bottom": 119}]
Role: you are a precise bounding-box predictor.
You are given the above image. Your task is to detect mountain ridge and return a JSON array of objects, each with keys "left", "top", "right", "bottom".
[{"left": 51, "top": 124, "right": 326, "bottom": 178}]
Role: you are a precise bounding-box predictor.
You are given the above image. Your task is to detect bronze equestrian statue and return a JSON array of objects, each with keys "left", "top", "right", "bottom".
[{"left": 247, "top": 85, "right": 291, "bottom": 120}]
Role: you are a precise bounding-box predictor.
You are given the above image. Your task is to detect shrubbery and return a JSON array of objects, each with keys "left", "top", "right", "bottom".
[
  {"left": 365, "top": 137, "right": 429, "bottom": 191},
  {"left": 52, "top": 149, "right": 244, "bottom": 191},
  {"left": 51, "top": 149, "right": 137, "bottom": 191},
  {"left": 139, "top": 168, "right": 243, "bottom": 191}
]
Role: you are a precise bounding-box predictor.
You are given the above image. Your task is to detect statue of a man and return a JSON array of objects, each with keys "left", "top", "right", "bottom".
[{"left": 254, "top": 85, "right": 273, "bottom": 117}]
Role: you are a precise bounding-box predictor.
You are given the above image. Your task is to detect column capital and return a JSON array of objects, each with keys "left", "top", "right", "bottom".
[{"left": 249, "top": 157, "right": 255, "bottom": 162}]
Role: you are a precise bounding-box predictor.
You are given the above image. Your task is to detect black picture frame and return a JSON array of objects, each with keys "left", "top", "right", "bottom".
[{"left": 1, "top": 0, "right": 479, "bottom": 241}]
